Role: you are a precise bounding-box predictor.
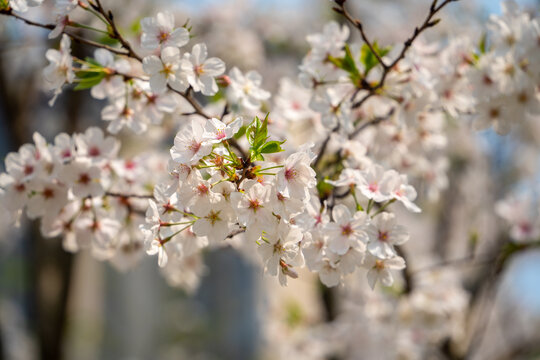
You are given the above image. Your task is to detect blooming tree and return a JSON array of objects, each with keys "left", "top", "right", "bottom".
[{"left": 0, "top": 0, "right": 539, "bottom": 358}]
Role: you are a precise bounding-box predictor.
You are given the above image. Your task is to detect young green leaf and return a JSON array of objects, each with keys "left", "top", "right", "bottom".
[
  {"left": 360, "top": 42, "right": 391, "bottom": 76},
  {"left": 259, "top": 140, "right": 285, "bottom": 154}
]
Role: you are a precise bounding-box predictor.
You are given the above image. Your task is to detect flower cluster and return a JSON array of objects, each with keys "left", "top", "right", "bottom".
[
  {"left": 3, "top": 0, "right": 538, "bottom": 296},
  {"left": 0, "top": 127, "right": 167, "bottom": 270},
  {"left": 469, "top": 1, "right": 540, "bottom": 134}
]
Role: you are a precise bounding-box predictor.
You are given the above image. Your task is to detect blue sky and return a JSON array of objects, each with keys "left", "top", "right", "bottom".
[{"left": 179, "top": 0, "right": 539, "bottom": 13}]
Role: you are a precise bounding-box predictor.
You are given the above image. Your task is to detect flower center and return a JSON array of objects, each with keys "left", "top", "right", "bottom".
[
  {"left": 375, "top": 259, "right": 385, "bottom": 270},
  {"left": 368, "top": 183, "right": 378, "bottom": 193},
  {"left": 285, "top": 167, "right": 297, "bottom": 181},
  {"left": 78, "top": 173, "right": 91, "bottom": 185},
  {"left": 197, "top": 183, "right": 209, "bottom": 195},
  {"left": 188, "top": 141, "right": 201, "bottom": 154},
  {"left": 194, "top": 64, "right": 204, "bottom": 75},
  {"left": 24, "top": 164, "right": 34, "bottom": 176},
  {"left": 341, "top": 224, "right": 353, "bottom": 236},
  {"left": 43, "top": 187, "right": 55, "bottom": 199},
  {"left": 215, "top": 129, "right": 226, "bottom": 140},
  {"left": 248, "top": 199, "right": 261, "bottom": 212},
  {"left": 158, "top": 31, "right": 170, "bottom": 43},
  {"left": 378, "top": 231, "right": 389, "bottom": 242},
  {"left": 89, "top": 146, "right": 101, "bottom": 157},
  {"left": 206, "top": 210, "right": 221, "bottom": 225}
]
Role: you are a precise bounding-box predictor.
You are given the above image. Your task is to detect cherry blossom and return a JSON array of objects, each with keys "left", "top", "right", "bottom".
[
  {"left": 324, "top": 204, "right": 368, "bottom": 255},
  {"left": 180, "top": 43, "right": 226, "bottom": 96},
  {"left": 140, "top": 11, "right": 190, "bottom": 50},
  {"left": 143, "top": 47, "right": 187, "bottom": 93},
  {"left": 365, "top": 212, "right": 409, "bottom": 259},
  {"left": 43, "top": 34, "right": 74, "bottom": 105}
]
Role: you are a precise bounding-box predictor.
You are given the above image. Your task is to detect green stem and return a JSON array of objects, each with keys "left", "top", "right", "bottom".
[
  {"left": 351, "top": 186, "right": 363, "bottom": 211},
  {"left": 366, "top": 199, "right": 374, "bottom": 214},
  {"left": 68, "top": 22, "right": 109, "bottom": 35},
  {"left": 258, "top": 165, "right": 284, "bottom": 172},
  {"left": 161, "top": 222, "right": 194, "bottom": 244},
  {"left": 222, "top": 140, "right": 240, "bottom": 166},
  {"left": 81, "top": 5, "right": 110, "bottom": 27},
  {"left": 371, "top": 199, "right": 396, "bottom": 218}
]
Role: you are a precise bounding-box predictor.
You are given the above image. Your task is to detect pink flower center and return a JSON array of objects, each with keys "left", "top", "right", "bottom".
[
  {"left": 215, "top": 129, "right": 226, "bottom": 140},
  {"left": 162, "top": 202, "right": 175, "bottom": 214},
  {"left": 197, "top": 183, "right": 209, "bottom": 195},
  {"left": 61, "top": 149, "right": 72, "bottom": 158},
  {"left": 158, "top": 31, "right": 170, "bottom": 43},
  {"left": 194, "top": 65, "right": 204, "bottom": 75},
  {"left": 89, "top": 146, "right": 101, "bottom": 157},
  {"left": 378, "top": 231, "right": 389, "bottom": 242},
  {"left": 341, "top": 224, "right": 353, "bottom": 236},
  {"left": 368, "top": 183, "right": 378, "bottom": 193},
  {"left": 285, "top": 167, "right": 297, "bottom": 181},
  {"left": 189, "top": 141, "right": 201, "bottom": 154},
  {"left": 125, "top": 160, "right": 136, "bottom": 170}
]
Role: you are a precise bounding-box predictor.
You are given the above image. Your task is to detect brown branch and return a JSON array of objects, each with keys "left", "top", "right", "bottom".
[
  {"left": 348, "top": 107, "right": 395, "bottom": 139},
  {"left": 410, "top": 253, "right": 497, "bottom": 275},
  {"left": 333, "top": 5, "right": 387, "bottom": 68},
  {"left": 0, "top": 9, "right": 131, "bottom": 56},
  {"left": 396, "top": 246, "right": 414, "bottom": 294},
  {"left": 313, "top": 0, "right": 456, "bottom": 171},
  {"left": 346, "top": 0, "right": 458, "bottom": 109},
  {"left": 92, "top": 0, "right": 142, "bottom": 61},
  {"left": 313, "top": 125, "right": 339, "bottom": 169},
  {"left": 105, "top": 191, "right": 153, "bottom": 199}
]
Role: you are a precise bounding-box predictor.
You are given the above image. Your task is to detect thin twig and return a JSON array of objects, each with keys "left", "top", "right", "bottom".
[
  {"left": 333, "top": 5, "right": 387, "bottom": 68},
  {"left": 396, "top": 246, "right": 414, "bottom": 294},
  {"left": 313, "top": 125, "right": 338, "bottom": 169},
  {"left": 410, "top": 253, "right": 497, "bottom": 275},
  {"left": 0, "top": 9, "right": 130, "bottom": 56},
  {"left": 341, "top": 0, "right": 458, "bottom": 109},
  {"left": 348, "top": 108, "right": 395, "bottom": 139},
  {"left": 314, "top": 0, "right": 457, "bottom": 169},
  {"left": 105, "top": 191, "right": 153, "bottom": 199},
  {"left": 93, "top": 0, "right": 142, "bottom": 61}
]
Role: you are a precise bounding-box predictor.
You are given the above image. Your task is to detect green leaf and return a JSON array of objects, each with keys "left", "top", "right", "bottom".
[
  {"left": 328, "top": 44, "right": 362, "bottom": 85},
  {"left": 209, "top": 90, "right": 224, "bottom": 103},
  {"left": 97, "top": 35, "right": 120, "bottom": 46},
  {"left": 249, "top": 152, "right": 265, "bottom": 162},
  {"left": 233, "top": 125, "right": 247, "bottom": 140},
  {"left": 360, "top": 42, "right": 391, "bottom": 76},
  {"left": 259, "top": 140, "right": 285, "bottom": 154},
  {"left": 342, "top": 44, "right": 360, "bottom": 76},
  {"left": 479, "top": 33, "right": 487, "bottom": 54},
  {"left": 84, "top": 57, "right": 103, "bottom": 67},
  {"left": 74, "top": 73, "right": 106, "bottom": 90},
  {"left": 245, "top": 114, "right": 286, "bottom": 161},
  {"left": 317, "top": 179, "right": 333, "bottom": 200},
  {"left": 0, "top": 0, "right": 10, "bottom": 10}
]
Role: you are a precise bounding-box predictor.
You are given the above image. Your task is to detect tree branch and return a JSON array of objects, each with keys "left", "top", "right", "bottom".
[
  {"left": 0, "top": 9, "right": 130, "bottom": 56},
  {"left": 347, "top": 0, "right": 458, "bottom": 109}
]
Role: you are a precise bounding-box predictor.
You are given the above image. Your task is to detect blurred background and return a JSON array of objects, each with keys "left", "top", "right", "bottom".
[{"left": 1, "top": 0, "right": 540, "bottom": 359}]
